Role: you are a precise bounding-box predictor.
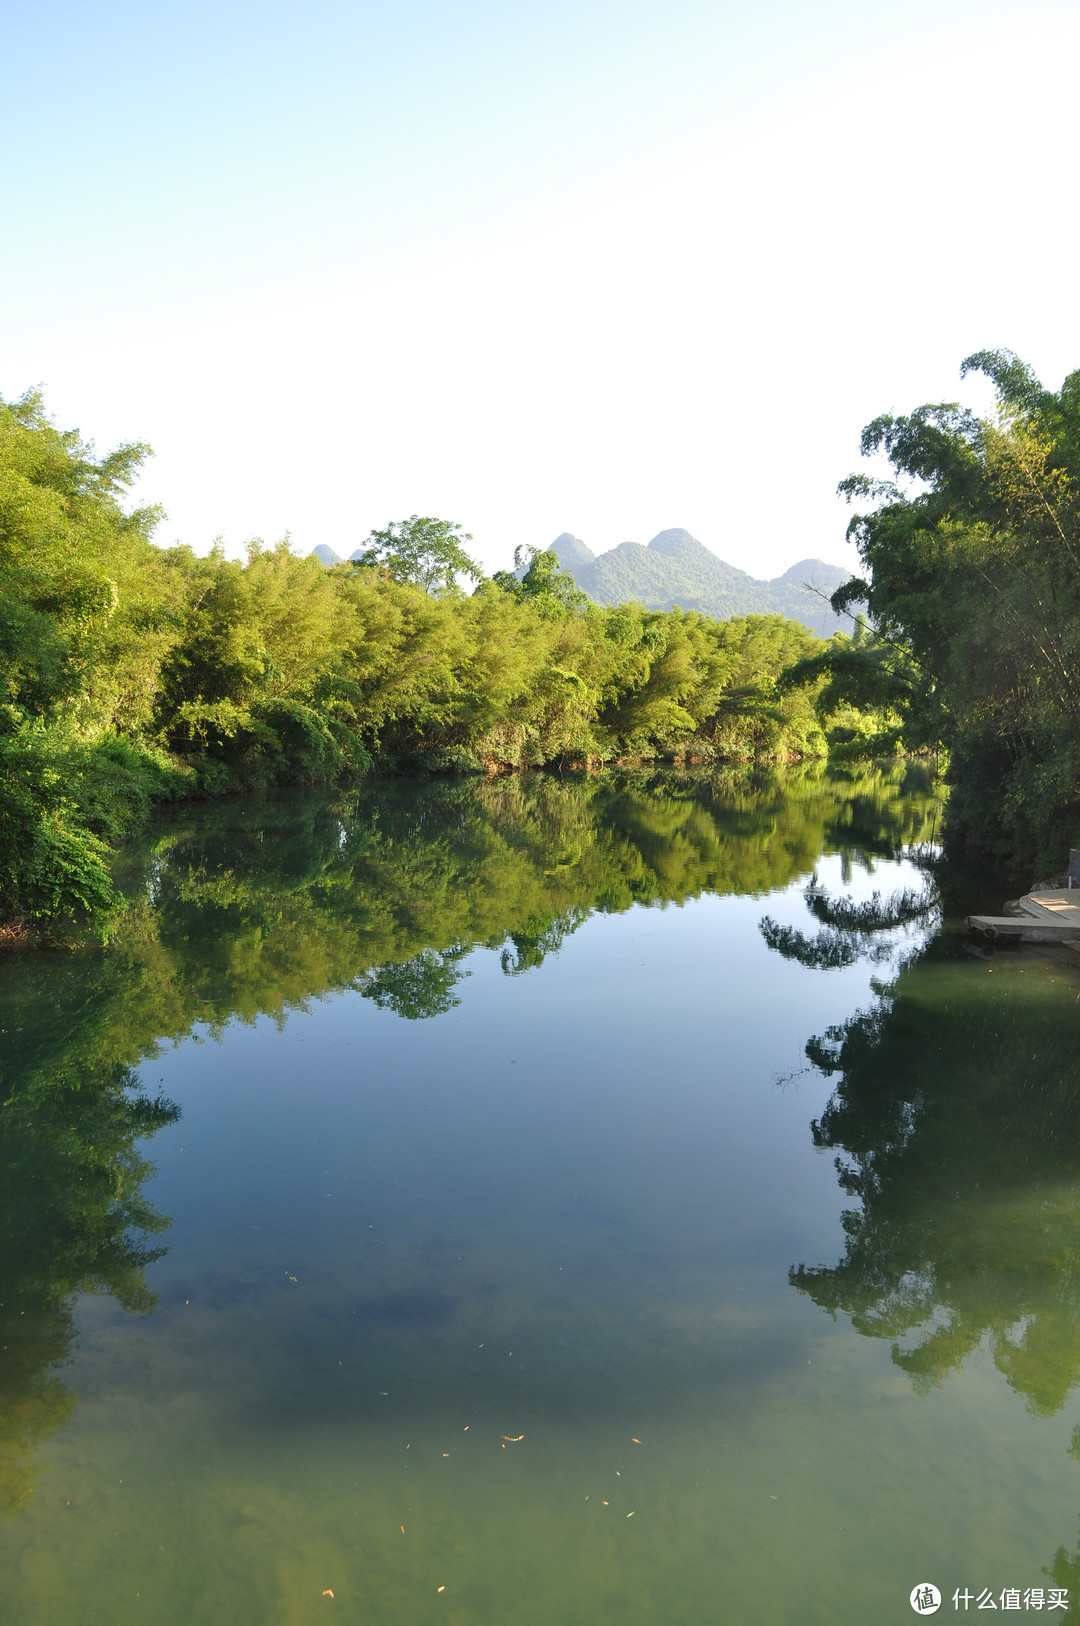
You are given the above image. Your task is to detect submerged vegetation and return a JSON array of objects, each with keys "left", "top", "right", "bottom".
[{"left": 0, "top": 391, "right": 894, "bottom": 935}]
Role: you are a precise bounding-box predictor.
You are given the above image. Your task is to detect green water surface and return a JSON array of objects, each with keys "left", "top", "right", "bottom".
[{"left": 3, "top": 764, "right": 1079, "bottom": 1624}]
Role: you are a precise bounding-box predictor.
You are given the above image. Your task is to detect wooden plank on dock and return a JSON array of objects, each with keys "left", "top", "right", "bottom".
[
  {"left": 967, "top": 914, "right": 1080, "bottom": 941},
  {"left": 965, "top": 940, "right": 1080, "bottom": 964},
  {"left": 1018, "top": 893, "right": 1080, "bottom": 924}
]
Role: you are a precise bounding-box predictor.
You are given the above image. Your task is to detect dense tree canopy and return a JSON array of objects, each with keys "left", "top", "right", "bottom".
[
  {"left": 827, "top": 350, "right": 1080, "bottom": 869},
  {"left": 489, "top": 543, "right": 590, "bottom": 617},
  {"left": 0, "top": 388, "right": 890, "bottom": 933},
  {"left": 353, "top": 515, "right": 483, "bottom": 592}
]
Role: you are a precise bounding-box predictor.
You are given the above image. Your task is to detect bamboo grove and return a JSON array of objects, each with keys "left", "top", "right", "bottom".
[
  {"left": 797, "top": 349, "right": 1080, "bottom": 875},
  {"left": 0, "top": 390, "right": 886, "bottom": 934}
]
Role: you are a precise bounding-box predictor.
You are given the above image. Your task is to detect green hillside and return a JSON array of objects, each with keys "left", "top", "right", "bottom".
[{"left": 544, "top": 529, "right": 848, "bottom": 635}]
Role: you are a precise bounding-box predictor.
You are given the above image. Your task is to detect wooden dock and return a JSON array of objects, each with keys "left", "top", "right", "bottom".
[
  {"left": 966, "top": 852, "right": 1080, "bottom": 952},
  {"left": 967, "top": 890, "right": 1080, "bottom": 946},
  {"left": 1016, "top": 892, "right": 1080, "bottom": 923}
]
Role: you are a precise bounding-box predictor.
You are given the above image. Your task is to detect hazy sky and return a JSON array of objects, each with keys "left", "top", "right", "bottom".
[{"left": 4, "top": 0, "right": 1079, "bottom": 577}]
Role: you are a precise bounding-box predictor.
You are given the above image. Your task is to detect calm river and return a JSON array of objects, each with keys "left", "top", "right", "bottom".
[{"left": 3, "top": 765, "right": 1079, "bottom": 1624}]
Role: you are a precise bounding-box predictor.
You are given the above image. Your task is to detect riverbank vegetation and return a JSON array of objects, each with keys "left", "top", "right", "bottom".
[
  {"left": 0, "top": 390, "right": 889, "bottom": 936},
  {"left": 802, "top": 348, "right": 1080, "bottom": 873}
]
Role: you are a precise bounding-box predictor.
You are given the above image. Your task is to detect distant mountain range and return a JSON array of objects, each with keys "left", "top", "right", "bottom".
[
  {"left": 533, "top": 530, "right": 849, "bottom": 635},
  {"left": 310, "top": 530, "right": 850, "bottom": 636},
  {"left": 311, "top": 544, "right": 360, "bottom": 567}
]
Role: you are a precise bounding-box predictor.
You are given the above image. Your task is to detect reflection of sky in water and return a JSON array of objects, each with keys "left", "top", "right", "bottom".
[{"left": 5, "top": 772, "right": 1080, "bottom": 1625}]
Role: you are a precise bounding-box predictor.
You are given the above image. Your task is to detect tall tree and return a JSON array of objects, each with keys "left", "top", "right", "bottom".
[
  {"left": 832, "top": 350, "right": 1080, "bottom": 869},
  {"left": 353, "top": 515, "right": 483, "bottom": 593},
  {"left": 490, "top": 544, "right": 589, "bottom": 617}
]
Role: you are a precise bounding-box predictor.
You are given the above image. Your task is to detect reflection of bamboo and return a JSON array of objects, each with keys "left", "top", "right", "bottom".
[
  {"left": 793, "top": 939, "right": 1080, "bottom": 1416},
  {"left": 543, "top": 846, "right": 581, "bottom": 875}
]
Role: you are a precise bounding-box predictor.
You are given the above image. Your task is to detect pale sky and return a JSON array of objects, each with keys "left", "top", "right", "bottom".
[{"left": 4, "top": 0, "right": 1078, "bottom": 579}]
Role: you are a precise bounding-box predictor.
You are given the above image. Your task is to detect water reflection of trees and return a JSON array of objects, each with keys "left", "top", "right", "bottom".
[
  {"left": 0, "top": 1024, "right": 177, "bottom": 1512},
  {"left": 0, "top": 760, "right": 937, "bottom": 1508},
  {"left": 762, "top": 885, "right": 1080, "bottom": 1579},
  {"left": 113, "top": 758, "right": 939, "bottom": 1029},
  {"left": 359, "top": 944, "right": 472, "bottom": 1018},
  {"left": 795, "top": 947, "right": 1080, "bottom": 1414},
  {"left": 759, "top": 873, "right": 1080, "bottom": 1419},
  {"left": 761, "top": 885, "right": 936, "bottom": 971}
]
